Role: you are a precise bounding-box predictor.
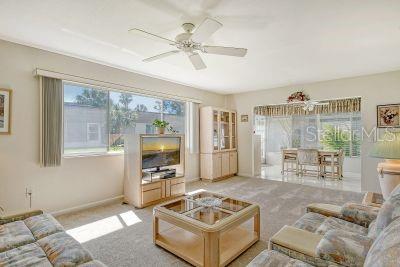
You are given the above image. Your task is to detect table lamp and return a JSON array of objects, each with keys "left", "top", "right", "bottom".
[{"left": 369, "top": 131, "right": 400, "bottom": 199}]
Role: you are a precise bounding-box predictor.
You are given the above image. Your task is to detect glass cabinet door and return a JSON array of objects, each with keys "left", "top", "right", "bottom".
[
  {"left": 231, "top": 112, "right": 236, "bottom": 149},
  {"left": 220, "top": 111, "right": 231, "bottom": 150},
  {"left": 213, "top": 110, "right": 219, "bottom": 151}
]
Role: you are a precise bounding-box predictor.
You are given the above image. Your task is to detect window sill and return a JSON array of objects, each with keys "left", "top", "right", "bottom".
[{"left": 63, "top": 151, "right": 124, "bottom": 159}]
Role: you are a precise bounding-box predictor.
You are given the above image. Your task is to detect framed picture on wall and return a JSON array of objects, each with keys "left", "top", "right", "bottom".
[
  {"left": 0, "top": 88, "right": 12, "bottom": 134},
  {"left": 377, "top": 104, "right": 400, "bottom": 128},
  {"left": 241, "top": 114, "right": 249, "bottom": 122}
]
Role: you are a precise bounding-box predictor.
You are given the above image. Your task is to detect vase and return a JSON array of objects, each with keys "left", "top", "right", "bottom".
[{"left": 157, "top": 127, "right": 165, "bottom": 134}]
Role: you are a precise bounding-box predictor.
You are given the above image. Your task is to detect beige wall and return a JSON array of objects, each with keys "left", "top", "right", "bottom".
[
  {"left": 227, "top": 70, "right": 400, "bottom": 193},
  {"left": 0, "top": 40, "right": 226, "bottom": 215}
]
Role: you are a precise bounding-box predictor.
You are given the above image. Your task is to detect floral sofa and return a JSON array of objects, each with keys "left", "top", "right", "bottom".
[
  {"left": 248, "top": 185, "right": 400, "bottom": 267},
  {"left": 0, "top": 210, "right": 106, "bottom": 266}
]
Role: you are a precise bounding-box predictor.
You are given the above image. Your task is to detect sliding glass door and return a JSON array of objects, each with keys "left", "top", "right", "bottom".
[{"left": 255, "top": 112, "right": 362, "bottom": 166}]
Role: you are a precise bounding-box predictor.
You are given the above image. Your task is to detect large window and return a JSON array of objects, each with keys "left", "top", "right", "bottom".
[
  {"left": 63, "top": 84, "right": 108, "bottom": 154},
  {"left": 63, "top": 82, "right": 186, "bottom": 155},
  {"left": 256, "top": 112, "right": 361, "bottom": 162}
]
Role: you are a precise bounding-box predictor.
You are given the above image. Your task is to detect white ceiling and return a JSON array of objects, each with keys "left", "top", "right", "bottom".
[{"left": 1, "top": 0, "right": 400, "bottom": 94}]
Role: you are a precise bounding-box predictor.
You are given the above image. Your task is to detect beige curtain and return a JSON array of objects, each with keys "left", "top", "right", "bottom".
[
  {"left": 188, "top": 102, "right": 200, "bottom": 154},
  {"left": 40, "top": 76, "right": 63, "bottom": 167},
  {"left": 254, "top": 97, "right": 361, "bottom": 117}
]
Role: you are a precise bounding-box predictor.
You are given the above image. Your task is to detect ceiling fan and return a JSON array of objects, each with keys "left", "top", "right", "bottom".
[{"left": 128, "top": 18, "right": 248, "bottom": 70}]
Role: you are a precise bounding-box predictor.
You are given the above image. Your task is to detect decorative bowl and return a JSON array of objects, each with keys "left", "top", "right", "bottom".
[{"left": 195, "top": 197, "right": 222, "bottom": 208}]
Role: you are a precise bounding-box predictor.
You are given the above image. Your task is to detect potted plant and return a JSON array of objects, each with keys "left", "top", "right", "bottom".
[{"left": 152, "top": 119, "right": 169, "bottom": 134}]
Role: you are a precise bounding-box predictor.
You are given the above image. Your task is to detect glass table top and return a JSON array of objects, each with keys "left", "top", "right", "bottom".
[{"left": 159, "top": 191, "right": 252, "bottom": 225}]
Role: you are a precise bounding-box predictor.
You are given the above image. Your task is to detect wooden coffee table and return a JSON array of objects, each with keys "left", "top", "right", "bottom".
[{"left": 153, "top": 191, "right": 260, "bottom": 267}]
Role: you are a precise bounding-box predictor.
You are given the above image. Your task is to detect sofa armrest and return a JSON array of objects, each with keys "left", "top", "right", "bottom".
[
  {"left": 0, "top": 210, "right": 43, "bottom": 225},
  {"left": 306, "top": 203, "right": 342, "bottom": 218},
  {"left": 341, "top": 203, "right": 379, "bottom": 227},
  {"left": 316, "top": 229, "right": 373, "bottom": 267},
  {"left": 270, "top": 225, "right": 323, "bottom": 257}
]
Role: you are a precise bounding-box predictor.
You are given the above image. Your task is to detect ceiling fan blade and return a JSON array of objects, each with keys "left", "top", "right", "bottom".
[
  {"left": 128, "top": 28, "right": 176, "bottom": 45},
  {"left": 188, "top": 53, "right": 207, "bottom": 70},
  {"left": 143, "top": 50, "right": 181, "bottom": 62},
  {"left": 203, "top": 46, "right": 247, "bottom": 57},
  {"left": 191, "top": 18, "right": 222, "bottom": 43}
]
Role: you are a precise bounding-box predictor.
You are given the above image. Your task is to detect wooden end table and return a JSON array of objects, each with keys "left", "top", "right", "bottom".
[
  {"left": 153, "top": 191, "right": 260, "bottom": 267},
  {"left": 362, "top": 191, "right": 384, "bottom": 208}
]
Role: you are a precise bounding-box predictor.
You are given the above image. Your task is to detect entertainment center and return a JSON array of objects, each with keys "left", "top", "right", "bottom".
[{"left": 124, "top": 134, "right": 185, "bottom": 208}]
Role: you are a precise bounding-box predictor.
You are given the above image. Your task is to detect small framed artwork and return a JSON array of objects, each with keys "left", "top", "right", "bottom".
[
  {"left": 0, "top": 88, "right": 12, "bottom": 134},
  {"left": 377, "top": 104, "right": 400, "bottom": 128},
  {"left": 241, "top": 114, "right": 249, "bottom": 122}
]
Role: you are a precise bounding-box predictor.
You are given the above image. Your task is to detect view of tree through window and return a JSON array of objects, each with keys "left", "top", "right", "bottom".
[{"left": 63, "top": 83, "right": 186, "bottom": 155}]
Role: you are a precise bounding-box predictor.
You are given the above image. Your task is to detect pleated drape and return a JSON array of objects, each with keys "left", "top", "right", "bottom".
[
  {"left": 254, "top": 97, "right": 361, "bottom": 117},
  {"left": 40, "top": 76, "right": 63, "bottom": 167}
]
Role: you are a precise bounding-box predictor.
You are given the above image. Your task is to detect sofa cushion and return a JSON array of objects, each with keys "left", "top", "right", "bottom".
[
  {"left": 340, "top": 203, "right": 379, "bottom": 227},
  {"left": 0, "top": 221, "right": 35, "bottom": 253},
  {"left": 367, "top": 219, "right": 377, "bottom": 239},
  {"left": 364, "top": 217, "right": 400, "bottom": 267},
  {"left": 315, "top": 217, "right": 368, "bottom": 236},
  {"left": 247, "top": 250, "right": 312, "bottom": 267},
  {"left": 293, "top": 212, "right": 326, "bottom": 233},
  {"left": 0, "top": 243, "right": 52, "bottom": 267},
  {"left": 388, "top": 183, "right": 400, "bottom": 199},
  {"left": 375, "top": 193, "right": 400, "bottom": 236},
  {"left": 24, "top": 214, "right": 64, "bottom": 240},
  {"left": 37, "top": 232, "right": 93, "bottom": 266},
  {"left": 316, "top": 229, "right": 373, "bottom": 267}
]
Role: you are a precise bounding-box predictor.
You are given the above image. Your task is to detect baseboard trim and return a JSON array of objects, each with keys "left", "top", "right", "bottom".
[
  {"left": 51, "top": 195, "right": 124, "bottom": 216},
  {"left": 185, "top": 177, "right": 200, "bottom": 183},
  {"left": 237, "top": 173, "right": 253, "bottom": 178}
]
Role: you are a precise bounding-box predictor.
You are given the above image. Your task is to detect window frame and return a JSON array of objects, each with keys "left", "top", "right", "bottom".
[{"left": 62, "top": 81, "right": 187, "bottom": 157}]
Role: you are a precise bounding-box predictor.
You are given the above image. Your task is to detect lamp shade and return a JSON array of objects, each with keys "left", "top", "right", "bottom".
[{"left": 369, "top": 132, "right": 400, "bottom": 159}]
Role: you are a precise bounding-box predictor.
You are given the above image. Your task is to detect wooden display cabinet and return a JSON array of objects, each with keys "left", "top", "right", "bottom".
[{"left": 200, "top": 107, "right": 238, "bottom": 181}]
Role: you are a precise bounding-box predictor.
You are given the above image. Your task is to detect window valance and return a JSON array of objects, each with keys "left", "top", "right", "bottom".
[{"left": 254, "top": 97, "right": 361, "bottom": 117}]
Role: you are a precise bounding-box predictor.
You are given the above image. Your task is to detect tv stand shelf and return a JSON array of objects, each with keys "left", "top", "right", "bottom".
[
  {"left": 142, "top": 174, "right": 184, "bottom": 184},
  {"left": 140, "top": 176, "right": 185, "bottom": 207},
  {"left": 124, "top": 134, "right": 186, "bottom": 209}
]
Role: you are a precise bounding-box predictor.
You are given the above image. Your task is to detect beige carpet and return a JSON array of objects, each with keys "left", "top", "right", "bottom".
[{"left": 56, "top": 176, "right": 363, "bottom": 267}]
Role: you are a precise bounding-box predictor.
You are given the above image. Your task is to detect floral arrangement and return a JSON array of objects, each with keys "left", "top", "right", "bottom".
[{"left": 287, "top": 91, "right": 310, "bottom": 103}]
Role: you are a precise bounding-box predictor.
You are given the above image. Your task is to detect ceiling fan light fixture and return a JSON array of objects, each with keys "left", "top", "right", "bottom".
[
  {"left": 129, "top": 17, "right": 248, "bottom": 70},
  {"left": 181, "top": 23, "right": 195, "bottom": 33}
]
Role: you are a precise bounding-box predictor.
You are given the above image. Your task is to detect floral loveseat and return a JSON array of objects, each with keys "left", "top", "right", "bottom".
[
  {"left": 0, "top": 210, "right": 105, "bottom": 266},
  {"left": 248, "top": 185, "right": 400, "bottom": 267}
]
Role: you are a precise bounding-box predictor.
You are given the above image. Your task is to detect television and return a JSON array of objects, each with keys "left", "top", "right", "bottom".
[{"left": 141, "top": 136, "right": 181, "bottom": 170}]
